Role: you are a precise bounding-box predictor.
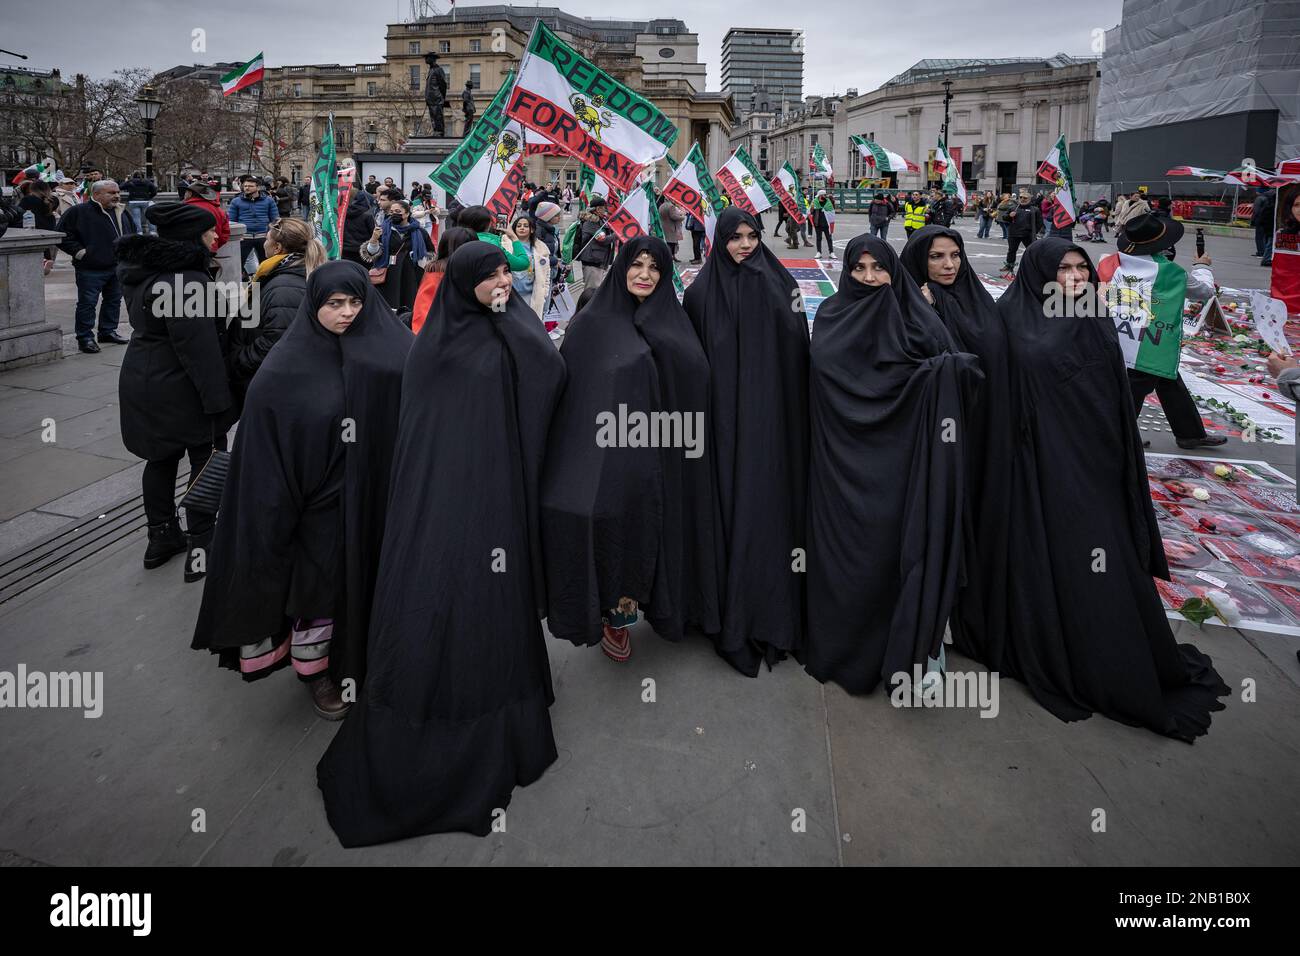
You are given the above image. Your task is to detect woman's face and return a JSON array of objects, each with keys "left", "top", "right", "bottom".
[
  {"left": 926, "top": 237, "right": 961, "bottom": 286},
  {"left": 474, "top": 263, "right": 513, "bottom": 308},
  {"left": 262, "top": 231, "right": 280, "bottom": 258},
  {"left": 317, "top": 292, "right": 363, "bottom": 334},
  {"left": 626, "top": 250, "right": 661, "bottom": 301},
  {"left": 201, "top": 227, "right": 219, "bottom": 252},
  {"left": 389, "top": 203, "right": 407, "bottom": 224},
  {"left": 514, "top": 218, "right": 531, "bottom": 239},
  {"left": 1291, "top": 193, "right": 1300, "bottom": 221},
  {"left": 726, "top": 222, "right": 759, "bottom": 263},
  {"left": 1056, "top": 251, "right": 1091, "bottom": 297},
  {"left": 851, "top": 250, "right": 892, "bottom": 287}
]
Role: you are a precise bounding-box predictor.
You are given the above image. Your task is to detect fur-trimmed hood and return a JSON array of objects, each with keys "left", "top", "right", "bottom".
[{"left": 115, "top": 233, "right": 214, "bottom": 285}]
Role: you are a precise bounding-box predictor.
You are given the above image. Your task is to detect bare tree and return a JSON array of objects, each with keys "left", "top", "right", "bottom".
[
  {"left": 359, "top": 78, "right": 429, "bottom": 149},
  {"left": 17, "top": 68, "right": 145, "bottom": 175},
  {"left": 145, "top": 79, "right": 245, "bottom": 182}
]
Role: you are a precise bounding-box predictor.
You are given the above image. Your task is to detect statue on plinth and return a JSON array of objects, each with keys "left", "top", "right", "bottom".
[{"left": 423, "top": 52, "right": 448, "bottom": 137}]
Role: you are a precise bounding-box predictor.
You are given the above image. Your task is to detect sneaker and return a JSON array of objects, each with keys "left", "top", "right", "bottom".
[
  {"left": 307, "top": 674, "right": 350, "bottom": 720},
  {"left": 600, "top": 623, "right": 631, "bottom": 662}
]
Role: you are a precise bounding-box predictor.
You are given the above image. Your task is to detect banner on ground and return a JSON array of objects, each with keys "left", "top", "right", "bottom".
[
  {"left": 770, "top": 162, "right": 807, "bottom": 224},
  {"left": 1250, "top": 291, "right": 1292, "bottom": 354},
  {"left": 714, "top": 146, "right": 779, "bottom": 214},
  {"left": 430, "top": 71, "right": 530, "bottom": 212},
  {"left": 309, "top": 114, "right": 340, "bottom": 259},
  {"left": 1036, "top": 134, "right": 1076, "bottom": 227},
  {"left": 1099, "top": 251, "right": 1185, "bottom": 379},
  {"left": 851, "top": 135, "right": 918, "bottom": 174},
  {"left": 662, "top": 141, "right": 725, "bottom": 252},
  {"left": 504, "top": 21, "right": 677, "bottom": 193}
]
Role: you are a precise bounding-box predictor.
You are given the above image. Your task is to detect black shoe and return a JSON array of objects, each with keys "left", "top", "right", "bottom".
[
  {"left": 97, "top": 331, "right": 129, "bottom": 345},
  {"left": 143, "top": 519, "right": 186, "bottom": 569},
  {"left": 1261, "top": 259, "right": 1273, "bottom": 267},
  {"left": 1176, "top": 435, "right": 1228, "bottom": 449},
  {"left": 184, "top": 529, "right": 214, "bottom": 583},
  {"left": 77, "top": 338, "right": 101, "bottom": 354}
]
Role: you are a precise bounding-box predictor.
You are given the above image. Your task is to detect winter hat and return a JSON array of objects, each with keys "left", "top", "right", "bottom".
[
  {"left": 146, "top": 201, "right": 216, "bottom": 240},
  {"left": 534, "top": 201, "right": 561, "bottom": 222}
]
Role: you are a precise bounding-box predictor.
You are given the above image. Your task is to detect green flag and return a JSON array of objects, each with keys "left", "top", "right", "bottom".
[{"left": 310, "top": 115, "right": 340, "bottom": 259}]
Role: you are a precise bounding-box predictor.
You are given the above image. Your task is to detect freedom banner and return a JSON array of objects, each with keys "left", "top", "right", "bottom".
[
  {"left": 1036, "top": 135, "right": 1077, "bottom": 227},
  {"left": 505, "top": 21, "right": 677, "bottom": 193},
  {"left": 770, "top": 161, "right": 806, "bottom": 224},
  {"left": 1099, "top": 251, "right": 1186, "bottom": 379},
  {"left": 851, "top": 135, "right": 918, "bottom": 174},
  {"left": 714, "top": 146, "right": 779, "bottom": 214},
  {"left": 430, "top": 71, "right": 529, "bottom": 211},
  {"left": 309, "top": 115, "right": 340, "bottom": 259},
  {"left": 662, "top": 141, "right": 725, "bottom": 252}
]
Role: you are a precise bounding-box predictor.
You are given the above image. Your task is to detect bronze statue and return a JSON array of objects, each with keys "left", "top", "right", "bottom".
[{"left": 423, "top": 52, "right": 448, "bottom": 137}]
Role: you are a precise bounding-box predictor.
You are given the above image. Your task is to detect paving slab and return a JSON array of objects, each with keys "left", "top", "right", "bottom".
[{"left": 0, "top": 445, "right": 134, "bottom": 521}]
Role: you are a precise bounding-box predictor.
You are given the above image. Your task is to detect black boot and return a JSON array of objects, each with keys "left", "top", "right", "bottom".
[
  {"left": 143, "top": 519, "right": 186, "bottom": 570},
  {"left": 184, "top": 529, "right": 214, "bottom": 583}
]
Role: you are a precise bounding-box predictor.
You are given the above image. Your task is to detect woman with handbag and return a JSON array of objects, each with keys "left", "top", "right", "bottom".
[
  {"left": 117, "top": 202, "right": 232, "bottom": 582},
  {"left": 359, "top": 199, "right": 432, "bottom": 315},
  {"left": 192, "top": 261, "right": 412, "bottom": 719}
]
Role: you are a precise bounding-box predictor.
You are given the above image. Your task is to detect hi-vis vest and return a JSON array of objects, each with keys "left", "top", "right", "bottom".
[{"left": 904, "top": 202, "right": 927, "bottom": 230}]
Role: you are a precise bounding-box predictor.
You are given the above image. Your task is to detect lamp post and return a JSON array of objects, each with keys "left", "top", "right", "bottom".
[
  {"left": 941, "top": 78, "right": 953, "bottom": 144},
  {"left": 135, "top": 84, "right": 161, "bottom": 180},
  {"left": 365, "top": 124, "right": 379, "bottom": 151}
]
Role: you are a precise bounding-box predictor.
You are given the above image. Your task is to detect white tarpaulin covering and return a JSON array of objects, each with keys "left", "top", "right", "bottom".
[{"left": 1095, "top": 0, "right": 1300, "bottom": 162}]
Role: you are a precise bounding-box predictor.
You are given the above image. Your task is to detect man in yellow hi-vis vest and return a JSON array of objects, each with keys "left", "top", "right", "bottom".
[{"left": 903, "top": 191, "right": 927, "bottom": 236}]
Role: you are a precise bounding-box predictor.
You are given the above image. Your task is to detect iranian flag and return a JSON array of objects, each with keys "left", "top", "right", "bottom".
[
  {"left": 936, "top": 137, "right": 966, "bottom": 204},
  {"left": 715, "top": 146, "right": 779, "bottom": 214},
  {"left": 1036, "top": 135, "right": 1076, "bottom": 227},
  {"left": 221, "top": 53, "right": 265, "bottom": 96},
  {"left": 430, "top": 71, "right": 529, "bottom": 218},
  {"left": 607, "top": 181, "right": 684, "bottom": 293},
  {"left": 851, "top": 136, "right": 917, "bottom": 174},
  {"left": 811, "top": 143, "right": 833, "bottom": 180},
  {"left": 770, "top": 161, "right": 807, "bottom": 224},
  {"left": 504, "top": 21, "right": 677, "bottom": 193},
  {"left": 1166, "top": 165, "right": 1228, "bottom": 179},
  {"left": 309, "top": 115, "right": 340, "bottom": 259},
  {"left": 662, "top": 141, "right": 725, "bottom": 252},
  {"left": 578, "top": 165, "right": 613, "bottom": 208},
  {"left": 1098, "top": 251, "right": 1186, "bottom": 379}
]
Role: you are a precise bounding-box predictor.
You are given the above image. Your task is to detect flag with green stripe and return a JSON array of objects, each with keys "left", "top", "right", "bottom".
[{"left": 1098, "top": 251, "right": 1186, "bottom": 379}]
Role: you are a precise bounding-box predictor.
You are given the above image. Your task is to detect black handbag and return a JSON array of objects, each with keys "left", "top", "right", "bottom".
[{"left": 180, "top": 449, "right": 231, "bottom": 514}]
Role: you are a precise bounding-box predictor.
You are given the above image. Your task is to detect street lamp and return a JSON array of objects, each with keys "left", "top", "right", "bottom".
[
  {"left": 941, "top": 78, "right": 953, "bottom": 143},
  {"left": 135, "top": 84, "right": 161, "bottom": 181},
  {"left": 365, "top": 124, "right": 379, "bottom": 151}
]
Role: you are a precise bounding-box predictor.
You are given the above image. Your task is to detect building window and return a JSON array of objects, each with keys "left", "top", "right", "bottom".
[
  {"left": 565, "top": 169, "right": 577, "bottom": 186},
  {"left": 292, "top": 121, "right": 303, "bottom": 141},
  {"left": 293, "top": 82, "right": 302, "bottom": 98},
  {"left": 954, "top": 110, "right": 970, "bottom": 129},
  {"left": 759, "top": 119, "right": 768, "bottom": 130},
  {"left": 1002, "top": 111, "right": 1016, "bottom": 130},
  {"left": 469, "top": 64, "right": 481, "bottom": 89},
  {"left": 439, "top": 40, "right": 450, "bottom": 53},
  {"left": 810, "top": 133, "right": 818, "bottom": 146},
  {"left": 408, "top": 41, "right": 420, "bottom": 55},
  {"left": 469, "top": 39, "right": 482, "bottom": 52},
  {"left": 410, "top": 66, "right": 421, "bottom": 90},
  {"left": 367, "top": 81, "right": 377, "bottom": 96}
]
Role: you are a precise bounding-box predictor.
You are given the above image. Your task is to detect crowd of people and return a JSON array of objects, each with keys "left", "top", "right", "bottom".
[{"left": 80, "top": 168, "right": 1246, "bottom": 848}]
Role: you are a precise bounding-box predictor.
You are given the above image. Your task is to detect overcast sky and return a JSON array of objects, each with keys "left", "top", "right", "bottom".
[{"left": 2, "top": 0, "right": 1125, "bottom": 96}]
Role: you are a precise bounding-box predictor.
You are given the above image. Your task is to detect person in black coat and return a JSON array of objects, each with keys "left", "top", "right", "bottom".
[
  {"left": 358, "top": 198, "right": 431, "bottom": 313},
  {"left": 340, "top": 189, "right": 377, "bottom": 265},
  {"left": 116, "top": 202, "right": 233, "bottom": 581},
  {"left": 226, "top": 217, "right": 322, "bottom": 412},
  {"left": 1001, "top": 188, "right": 1042, "bottom": 273}
]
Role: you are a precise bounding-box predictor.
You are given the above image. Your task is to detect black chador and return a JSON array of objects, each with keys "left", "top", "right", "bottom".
[
  {"left": 317, "top": 243, "right": 566, "bottom": 845},
  {"left": 802, "top": 234, "right": 981, "bottom": 695},
  {"left": 682, "top": 207, "right": 809, "bottom": 676}
]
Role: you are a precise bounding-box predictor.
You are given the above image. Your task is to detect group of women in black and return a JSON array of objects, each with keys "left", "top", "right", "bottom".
[{"left": 189, "top": 205, "right": 1229, "bottom": 849}]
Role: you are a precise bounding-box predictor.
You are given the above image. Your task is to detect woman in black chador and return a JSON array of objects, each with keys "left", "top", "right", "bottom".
[
  {"left": 318, "top": 242, "right": 566, "bottom": 846},
  {"left": 900, "top": 224, "right": 1015, "bottom": 670},
  {"left": 542, "top": 236, "right": 719, "bottom": 662},
  {"left": 682, "top": 207, "right": 809, "bottom": 676},
  {"left": 996, "top": 238, "right": 1229, "bottom": 741},
  {"left": 802, "top": 234, "right": 981, "bottom": 696},
  {"left": 192, "top": 261, "right": 411, "bottom": 719}
]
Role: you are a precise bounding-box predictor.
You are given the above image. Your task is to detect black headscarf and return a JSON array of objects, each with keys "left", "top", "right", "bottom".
[
  {"left": 192, "top": 260, "right": 412, "bottom": 689},
  {"left": 900, "top": 224, "right": 1016, "bottom": 669},
  {"left": 802, "top": 234, "right": 981, "bottom": 694},
  {"left": 682, "top": 207, "right": 809, "bottom": 676},
  {"left": 317, "top": 242, "right": 567, "bottom": 845},
  {"left": 542, "top": 236, "right": 720, "bottom": 646},
  {"left": 995, "top": 238, "right": 1228, "bottom": 740}
]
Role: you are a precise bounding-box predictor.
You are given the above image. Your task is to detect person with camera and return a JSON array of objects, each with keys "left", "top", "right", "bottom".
[
  {"left": 575, "top": 196, "right": 617, "bottom": 290},
  {"left": 359, "top": 198, "right": 433, "bottom": 317}
]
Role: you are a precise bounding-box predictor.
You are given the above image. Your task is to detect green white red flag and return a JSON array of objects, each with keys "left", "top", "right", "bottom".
[
  {"left": 309, "top": 115, "right": 340, "bottom": 259},
  {"left": 936, "top": 137, "right": 966, "bottom": 204},
  {"left": 662, "top": 141, "right": 725, "bottom": 252},
  {"left": 811, "top": 143, "right": 833, "bottom": 180},
  {"left": 770, "top": 162, "right": 807, "bottom": 224},
  {"left": 578, "top": 164, "right": 613, "bottom": 209},
  {"left": 1099, "top": 251, "right": 1186, "bottom": 379},
  {"left": 221, "top": 53, "right": 265, "bottom": 96},
  {"left": 1036, "top": 135, "right": 1076, "bottom": 227},
  {"left": 430, "top": 71, "right": 528, "bottom": 217},
  {"left": 504, "top": 21, "right": 677, "bottom": 193},
  {"left": 1165, "top": 165, "right": 1228, "bottom": 179},
  {"left": 851, "top": 136, "right": 918, "bottom": 174},
  {"left": 715, "top": 146, "right": 779, "bottom": 214}
]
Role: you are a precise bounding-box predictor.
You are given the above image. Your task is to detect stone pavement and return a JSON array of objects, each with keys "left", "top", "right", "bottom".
[{"left": 1, "top": 222, "right": 1298, "bottom": 866}]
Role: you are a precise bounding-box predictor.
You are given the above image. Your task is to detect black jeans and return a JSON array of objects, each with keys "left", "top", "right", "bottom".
[
  {"left": 239, "top": 236, "right": 266, "bottom": 276},
  {"left": 690, "top": 230, "right": 705, "bottom": 261},
  {"left": 1005, "top": 235, "right": 1030, "bottom": 269},
  {"left": 815, "top": 226, "right": 833, "bottom": 255},
  {"left": 73, "top": 268, "right": 122, "bottom": 341},
  {"left": 143, "top": 444, "right": 217, "bottom": 534},
  {"left": 1255, "top": 224, "right": 1271, "bottom": 256},
  {"left": 1129, "top": 371, "right": 1208, "bottom": 441}
]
